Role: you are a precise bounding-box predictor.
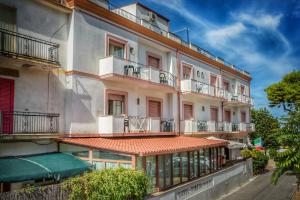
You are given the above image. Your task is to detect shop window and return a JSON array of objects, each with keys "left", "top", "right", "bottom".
[
  {"left": 172, "top": 153, "right": 181, "bottom": 185},
  {"left": 59, "top": 143, "right": 89, "bottom": 158},
  {"left": 181, "top": 152, "right": 188, "bottom": 182},
  {"left": 146, "top": 156, "right": 156, "bottom": 191},
  {"left": 92, "top": 150, "right": 132, "bottom": 161}
]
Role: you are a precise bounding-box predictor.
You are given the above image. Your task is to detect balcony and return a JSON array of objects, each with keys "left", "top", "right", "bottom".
[
  {"left": 181, "top": 79, "right": 225, "bottom": 99},
  {"left": 0, "top": 28, "right": 59, "bottom": 68},
  {"left": 98, "top": 115, "right": 176, "bottom": 136},
  {"left": 181, "top": 120, "right": 254, "bottom": 134},
  {"left": 225, "top": 93, "right": 254, "bottom": 106},
  {"left": 0, "top": 111, "right": 60, "bottom": 139},
  {"left": 232, "top": 123, "right": 255, "bottom": 132},
  {"left": 99, "top": 56, "right": 176, "bottom": 91}
]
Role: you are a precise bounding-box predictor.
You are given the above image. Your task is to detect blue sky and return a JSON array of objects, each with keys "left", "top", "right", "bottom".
[{"left": 114, "top": 0, "right": 300, "bottom": 116}]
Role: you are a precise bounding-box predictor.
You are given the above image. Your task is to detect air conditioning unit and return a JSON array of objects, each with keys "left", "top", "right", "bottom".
[{"left": 148, "top": 12, "right": 156, "bottom": 22}]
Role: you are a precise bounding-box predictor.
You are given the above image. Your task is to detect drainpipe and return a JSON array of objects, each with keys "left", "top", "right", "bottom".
[{"left": 176, "top": 50, "right": 181, "bottom": 136}]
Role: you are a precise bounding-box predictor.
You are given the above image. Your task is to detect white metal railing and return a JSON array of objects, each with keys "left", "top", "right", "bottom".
[
  {"left": 232, "top": 123, "right": 255, "bottom": 132},
  {"left": 107, "top": 2, "right": 251, "bottom": 77},
  {"left": 181, "top": 79, "right": 225, "bottom": 98},
  {"left": 99, "top": 56, "right": 176, "bottom": 87},
  {"left": 227, "top": 93, "right": 254, "bottom": 105},
  {"left": 98, "top": 115, "right": 175, "bottom": 134}
]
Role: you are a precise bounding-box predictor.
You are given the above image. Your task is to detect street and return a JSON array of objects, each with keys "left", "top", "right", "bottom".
[{"left": 219, "top": 171, "right": 297, "bottom": 200}]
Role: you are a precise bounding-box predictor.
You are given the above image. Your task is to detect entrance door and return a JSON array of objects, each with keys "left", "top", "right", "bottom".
[
  {"left": 0, "top": 78, "right": 14, "bottom": 133},
  {"left": 224, "top": 110, "right": 231, "bottom": 122},
  {"left": 210, "top": 108, "right": 218, "bottom": 122}
]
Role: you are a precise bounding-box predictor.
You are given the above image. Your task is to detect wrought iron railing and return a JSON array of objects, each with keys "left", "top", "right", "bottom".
[
  {"left": 0, "top": 28, "right": 60, "bottom": 65},
  {"left": 0, "top": 111, "right": 59, "bottom": 134},
  {"left": 107, "top": 2, "right": 251, "bottom": 77}
]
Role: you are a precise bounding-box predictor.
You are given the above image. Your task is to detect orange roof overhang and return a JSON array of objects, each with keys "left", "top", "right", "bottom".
[{"left": 59, "top": 136, "right": 228, "bottom": 156}]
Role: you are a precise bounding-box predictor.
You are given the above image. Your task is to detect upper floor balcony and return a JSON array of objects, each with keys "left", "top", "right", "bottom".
[
  {"left": 99, "top": 56, "right": 176, "bottom": 92},
  {"left": 225, "top": 92, "right": 254, "bottom": 106},
  {"left": 0, "top": 111, "right": 60, "bottom": 140},
  {"left": 98, "top": 115, "right": 175, "bottom": 136},
  {"left": 181, "top": 120, "right": 255, "bottom": 134},
  {"left": 0, "top": 28, "right": 60, "bottom": 68},
  {"left": 181, "top": 79, "right": 226, "bottom": 99}
]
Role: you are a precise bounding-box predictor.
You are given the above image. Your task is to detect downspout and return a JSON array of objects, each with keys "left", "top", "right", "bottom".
[{"left": 176, "top": 50, "right": 181, "bottom": 136}]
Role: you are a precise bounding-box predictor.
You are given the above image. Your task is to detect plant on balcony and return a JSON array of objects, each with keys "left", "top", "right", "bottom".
[
  {"left": 250, "top": 108, "right": 280, "bottom": 151},
  {"left": 241, "top": 149, "right": 269, "bottom": 175},
  {"left": 264, "top": 70, "right": 300, "bottom": 191},
  {"left": 64, "top": 168, "right": 149, "bottom": 200}
]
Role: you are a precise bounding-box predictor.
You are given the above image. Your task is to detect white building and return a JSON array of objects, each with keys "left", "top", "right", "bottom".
[{"left": 0, "top": 0, "right": 254, "bottom": 193}]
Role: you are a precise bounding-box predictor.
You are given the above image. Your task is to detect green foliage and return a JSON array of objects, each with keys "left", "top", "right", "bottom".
[
  {"left": 264, "top": 70, "right": 300, "bottom": 189},
  {"left": 265, "top": 70, "right": 300, "bottom": 111},
  {"left": 241, "top": 149, "right": 269, "bottom": 175},
  {"left": 250, "top": 108, "right": 279, "bottom": 149},
  {"left": 64, "top": 168, "right": 149, "bottom": 200}
]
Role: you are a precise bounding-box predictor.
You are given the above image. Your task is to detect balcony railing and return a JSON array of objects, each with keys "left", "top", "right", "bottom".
[
  {"left": 181, "top": 120, "right": 254, "bottom": 133},
  {"left": 107, "top": 2, "right": 250, "bottom": 77},
  {"left": 98, "top": 115, "right": 175, "bottom": 135},
  {"left": 0, "top": 28, "right": 59, "bottom": 65},
  {"left": 0, "top": 111, "right": 59, "bottom": 134},
  {"left": 181, "top": 79, "right": 225, "bottom": 98},
  {"left": 227, "top": 93, "right": 254, "bottom": 105},
  {"left": 99, "top": 56, "right": 176, "bottom": 87}
]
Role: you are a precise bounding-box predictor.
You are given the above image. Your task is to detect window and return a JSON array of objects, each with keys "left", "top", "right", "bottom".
[
  {"left": 92, "top": 150, "right": 132, "bottom": 161},
  {"left": 240, "top": 85, "right": 245, "bottom": 95},
  {"left": 172, "top": 153, "right": 181, "bottom": 185},
  {"left": 223, "top": 81, "right": 230, "bottom": 92},
  {"left": 210, "top": 107, "right": 218, "bottom": 122},
  {"left": 109, "top": 40, "right": 125, "bottom": 58},
  {"left": 108, "top": 94, "right": 124, "bottom": 115},
  {"left": 59, "top": 143, "right": 89, "bottom": 158},
  {"left": 210, "top": 75, "right": 217, "bottom": 86},
  {"left": 146, "top": 156, "right": 156, "bottom": 191},
  {"left": 181, "top": 152, "right": 188, "bottom": 182},
  {"left": 184, "top": 103, "right": 193, "bottom": 120},
  {"left": 183, "top": 65, "right": 191, "bottom": 79},
  {"left": 224, "top": 110, "right": 231, "bottom": 122},
  {"left": 241, "top": 111, "right": 246, "bottom": 123},
  {"left": 148, "top": 55, "right": 160, "bottom": 69}
]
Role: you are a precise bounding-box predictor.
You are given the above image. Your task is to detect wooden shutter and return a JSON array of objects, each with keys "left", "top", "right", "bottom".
[
  {"left": 224, "top": 110, "right": 231, "bottom": 122},
  {"left": 148, "top": 56, "right": 160, "bottom": 69},
  {"left": 108, "top": 94, "right": 124, "bottom": 101},
  {"left": 210, "top": 75, "right": 217, "bottom": 86},
  {"left": 148, "top": 100, "right": 161, "bottom": 117},
  {"left": 210, "top": 108, "right": 218, "bottom": 121},
  {"left": 0, "top": 77, "right": 14, "bottom": 133},
  {"left": 184, "top": 104, "right": 193, "bottom": 120},
  {"left": 241, "top": 112, "right": 246, "bottom": 123}
]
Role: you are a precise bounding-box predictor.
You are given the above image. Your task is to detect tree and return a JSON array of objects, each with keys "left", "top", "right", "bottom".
[
  {"left": 250, "top": 108, "right": 279, "bottom": 150},
  {"left": 264, "top": 70, "right": 300, "bottom": 190}
]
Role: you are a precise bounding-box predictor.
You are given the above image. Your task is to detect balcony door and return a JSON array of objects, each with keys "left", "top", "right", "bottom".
[
  {"left": 108, "top": 94, "right": 125, "bottom": 116},
  {"left": 0, "top": 77, "right": 14, "bottom": 133},
  {"left": 183, "top": 104, "right": 193, "bottom": 120},
  {"left": 210, "top": 107, "right": 218, "bottom": 122},
  {"left": 241, "top": 111, "right": 246, "bottom": 123},
  {"left": 148, "top": 100, "right": 161, "bottom": 118},
  {"left": 224, "top": 110, "right": 231, "bottom": 122}
]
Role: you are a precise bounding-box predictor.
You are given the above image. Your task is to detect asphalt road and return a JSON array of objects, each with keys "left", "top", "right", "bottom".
[{"left": 219, "top": 171, "right": 297, "bottom": 200}]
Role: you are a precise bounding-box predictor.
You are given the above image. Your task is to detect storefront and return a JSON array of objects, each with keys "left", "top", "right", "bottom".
[{"left": 59, "top": 136, "right": 227, "bottom": 192}]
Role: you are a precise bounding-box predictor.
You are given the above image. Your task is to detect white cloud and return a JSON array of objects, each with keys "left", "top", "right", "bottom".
[{"left": 238, "top": 13, "right": 283, "bottom": 29}]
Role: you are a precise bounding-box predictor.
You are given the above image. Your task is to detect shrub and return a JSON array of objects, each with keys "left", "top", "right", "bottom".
[
  {"left": 64, "top": 168, "right": 149, "bottom": 200},
  {"left": 241, "top": 149, "right": 269, "bottom": 175}
]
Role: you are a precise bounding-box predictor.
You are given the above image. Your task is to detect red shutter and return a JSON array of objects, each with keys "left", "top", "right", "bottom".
[
  {"left": 148, "top": 100, "right": 161, "bottom": 117},
  {"left": 241, "top": 112, "right": 246, "bottom": 123},
  {"left": 0, "top": 78, "right": 14, "bottom": 133},
  {"left": 148, "top": 56, "right": 160, "bottom": 69},
  {"left": 184, "top": 104, "right": 193, "bottom": 120},
  {"left": 210, "top": 108, "right": 218, "bottom": 121},
  {"left": 210, "top": 75, "right": 217, "bottom": 86},
  {"left": 224, "top": 110, "right": 231, "bottom": 122}
]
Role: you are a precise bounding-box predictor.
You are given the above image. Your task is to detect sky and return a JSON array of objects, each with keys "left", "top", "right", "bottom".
[{"left": 113, "top": 0, "right": 300, "bottom": 116}]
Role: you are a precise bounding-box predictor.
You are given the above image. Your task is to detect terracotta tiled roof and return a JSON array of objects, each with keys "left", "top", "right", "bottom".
[{"left": 60, "top": 136, "right": 227, "bottom": 156}]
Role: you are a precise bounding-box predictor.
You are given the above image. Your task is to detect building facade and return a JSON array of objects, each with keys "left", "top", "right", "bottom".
[{"left": 0, "top": 0, "right": 254, "bottom": 193}]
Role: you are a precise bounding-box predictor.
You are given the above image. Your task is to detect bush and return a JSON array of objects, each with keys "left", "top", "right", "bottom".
[
  {"left": 241, "top": 149, "right": 269, "bottom": 175},
  {"left": 64, "top": 168, "right": 149, "bottom": 200}
]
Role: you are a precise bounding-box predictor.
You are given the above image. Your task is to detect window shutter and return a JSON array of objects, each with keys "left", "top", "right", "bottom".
[
  {"left": 148, "top": 100, "right": 161, "bottom": 117},
  {"left": 210, "top": 108, "right": 218, "bottom": 121},
  {"left": 148, "top": 56, "right": 160, "bottom": 69},
  {"left": 184, "top": 104, "right": 193, "bottom": 120},
  {"left": 0, "top": 78, "right": 14, "bottom": 133}
]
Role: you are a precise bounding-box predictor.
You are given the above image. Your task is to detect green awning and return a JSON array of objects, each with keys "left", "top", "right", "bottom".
[{"left": 0, "top": 152, "right": 92, "bottom": 183}]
